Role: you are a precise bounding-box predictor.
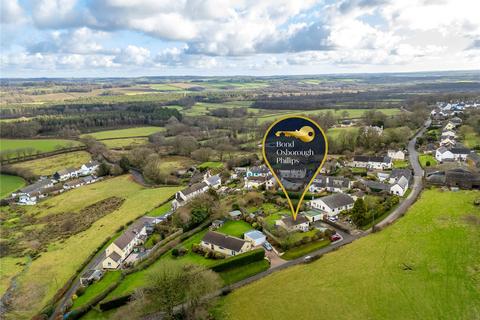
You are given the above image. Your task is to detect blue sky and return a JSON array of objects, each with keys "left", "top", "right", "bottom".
[{"left": 1, "top": 0, "right": 479, "bottom": 77}]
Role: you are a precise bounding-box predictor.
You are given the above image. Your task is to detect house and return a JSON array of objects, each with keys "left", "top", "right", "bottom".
[
  {"left": 80, "top": 269, "right": 103, "bottom": 286},
  {"left": 279, "top": 169, "right": 306, "bottom": 179},
  {"left": 200, "top": 231, "right": 251, "bottom": 256},
  {"left": 444, "top": 121, "right": 456, "bottom": 130},
  {"left": 82, "top": 175, "right": 99, "bottom": 184},
  {"left": 387, "top": 150, "right": 405, "bottom": 161},
  {"left": 450, "top": 117, "right": 463, "bottom": 126},
  {"left": 440, "top": 137, "right": 456, "bottom": 147},
  {"left": 377, "top": 172, "right": 390, "bottom": 182},
  {"left": 309, "top": 175, "right": 351, "bottom": 193},
  {"left": 244, "top": 176, "right": 267, "bottom": 189},
  {"left": 424, "top": 143, "right": 437, "bottom": 154},
  {"left": 228, "top": 210, "right": 242, "bottom": 220},
  {"left": 309, "top": 193, "right": 354, "bottom": 217},
  {"left": 172, "top": 181, "right": 209, "bottom": 209},
  {"left": 80, "top": 160, "right": 100, "bottom": 176},
  {"left": 243, "top": 230, "right": 266, "bottom": 246},
  {"left": 266, "top": 176, "right": 278, "bottom": 190},
  {"left": 53, "top": 168, "right": 80, "bottom": 181},
  {"left": 302, "top": 210, "right": 323, "bottom": 223},
  {"left": 390, "top": 176, "right": 409, "bottom": 196},
  {"left": 205, "top": 174, "right": 221, "bottom": 189},
  {"left": 450, "top": 147, "right": 471, "bottom": 161},
  {"left": 435, "top": 147, "right": 454, "bottom": 162},
  {"left": 350, "top": 155, "right": 392, "bottom": 170},
  {"left": 13, "top": 179, "right": 55, "bottom": 205},
  {"left": 361, "top": 180, "right": 391, "bottom": 193},
  {"left": 63, "top": 178, "right": 85, "bottom": 190},
  {"left": 441, "top": 130, "right": 456, "bottom": 138},
  {"left": 445, "top": 168, "right": 480, "bottom": 189},
  {"left": 276, "top": 215, "right": 310, "bottom": 232},
  {"left": 211, "top": 219, "right": 225, "bottom": 230},
  {"left": 103, "top": 217, "right": 155, "bottom": 269},
  {"left": 388, "top": 169, "right": 412, "bottom": 185},
  {"left": 246, "top": 165, "right": 270, "bottom": 177}
]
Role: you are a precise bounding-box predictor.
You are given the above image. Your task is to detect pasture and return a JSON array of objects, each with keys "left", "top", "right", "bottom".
[
  {"left": 1, "top": 175, "right": 182, "bottom": 319},
  {"left": 10, "top": 151, "right": 91, "bottom": 175},
  {"left": 216, "top": 189, "right": 480, "bottom": 320},
  {"left": 0, "top": 139, "right": 82, "bottom": 155},
  {"left": 80, "top": 126, "right": 165, "bottom": 140},
  {"left": 0, "top": 174, "right": 25, "bottom": 199}
]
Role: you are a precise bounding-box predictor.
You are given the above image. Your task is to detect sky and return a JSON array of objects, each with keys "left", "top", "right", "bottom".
[{"left": 1, "top": 0, "right": 479, "bottom": 78}]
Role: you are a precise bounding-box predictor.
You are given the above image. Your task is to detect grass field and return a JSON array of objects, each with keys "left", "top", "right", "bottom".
[
  {"left": 219, "top": 260, "right": 270, "bottom": 285},
  {"left": 101, "top": 137, "right": 149, "bottom": 149},
  {"left": 327, "top": 126, "right": 360, "bottom": 140},
  {"left": 80, "top": 126, "right": 165, "bottom": 140},
  {"left": 157, "top": 155, "right": 196, "bottom": 173},
  {"left": 0, "top": 139, "right": 82, "bottom": 155},
  {"left": 2, "top": 175, "right": 182, "bottom": 319},
  {"left": 216, "top": 189, "right": 480, "bottom": 320},
  {"left": 11, "top": 151, "right": 91, "bottom": 175},
  {"left": 0, "top": 256, "right": 27, "bottom": 296},
  {"left": 148, "top": 201, "right": 172, "bottom": 217},
  {"left": 419, "top": 154, "right": 438, "bottom": 168},
  {"left": 0, "top": 174, "right": 26, "bottom": 199},
  {"left": 461, "top": 125, "right": 480, "bottom": 148},
  {"left": 198, "top": 161, "right": 224, "bottom": 169}
]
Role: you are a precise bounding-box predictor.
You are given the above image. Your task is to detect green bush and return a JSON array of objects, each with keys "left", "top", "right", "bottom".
[{"left": 211, "top": 249, "right": 265, "bottom": 272}]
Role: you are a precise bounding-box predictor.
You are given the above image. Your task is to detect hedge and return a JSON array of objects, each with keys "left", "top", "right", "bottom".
[
  {"left": 99, "top": 295, "right": 131, "bottom": 311},
  {"left": 211, "top": 249, "right": 265, "bottom": 273}
]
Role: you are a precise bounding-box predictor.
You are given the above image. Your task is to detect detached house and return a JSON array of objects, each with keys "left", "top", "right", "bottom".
[
  {"left": 350, "top": 155, "right": 392, "bottom": 170},
  {"left": 387, "top": 150, "right": 405, "bottom": 161},
  {"left": 440, "top": 137, "right": 456, "bottom": 147},
  {"left": 276, "top": 215, "right": 310, "bottom": 232},
  {"left": 103, "top": 217, "right": 155, "bottom": 269},
  {"left": 80, "top": 161, "right": 100, "bottom": 176},
  {"left": 53, "top": 168, "right": 80, "bottom": 181},
  {"left": 13, "top": 179, "right": 55, "bottom": 205},
  {"left": 309, "top": 175, "right": 351, "bottom": 193},
  {"left": 309, "top": 193, "right": 354, "bottom": 218},
  {"left": 172, "top": 181, "right": 209, "bottom": 209},
  {"left": 244, "top": 176, "right": 267, "bottom": 190},
  {"left": 450, "top": 147, "right": 471, "bottom": 161},
  {"left": 200, "top": 231, "right": 251, "bottom": 256},
  {"left": 435, "top": 147, "right": 454, "bottom": 162}
]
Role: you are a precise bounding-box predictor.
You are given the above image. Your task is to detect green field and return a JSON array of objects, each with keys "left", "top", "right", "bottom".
[
  {"left": 148, "top": 201, "right": 172, "bottom": 217},
  {"left": 0, "top": 174, "right": 26, "bottom": 199},
  {"left": 101, "top": 137, "right": 149, "bottom": 149},
  {"left": 80, "top": 126, "right": 165, "bottom": 140},
  {"left": 327, "top": 126, "right": 360, "bottom": 140},
  {"left": 461, "top": 125, "right": 480, "bottom": 148},
  {"left": 184, "top": 101, "right": 256, "bottom": 116},
  {"left": 0, "top": 139, "right": 82, "bottom": 155},
  {"left": 11, "top": 151, "right": 91, "bottom": 175},
  {"left": 216, "top": 189, "right": 480, "bottom": 320},
  {"left": 1, "top": 175, "right": 182, "bottom": 319},
  {"left": 198, "top": 161, "right": 224, "bottom": 169},
  {"left": 219, "top": 260, "right": 270, "bottom": 285},
  {"left": 419, "top": 154, "right": 438, "bottom": 168}
]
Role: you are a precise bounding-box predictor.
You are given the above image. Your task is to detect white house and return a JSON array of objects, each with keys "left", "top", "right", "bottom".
[
  {"left": 279, "top": 169, "right": 306, "bottom": 179},
  {"left": 172, "top": 181, "right": 209, "bottom": 209},
  {"left": 13, "top": 179, "right": 55, "bottom": 205},
  {"left": 63, "top": 178, "right": 85, "bottom": 190},
  {"left": 244, "top": 230, "right": 266, "bottom": 246},
  {"left": 440, "top": 137, "right": 456, "bottom": 147},
  {"left": 350, "top": 155, "right": 392, "bottom": 170},
  {"left": 390, "top": 176, "right": 409, "bottom": 196},
  {"left": 309, "top": 193, "right": 354, "bottom": 217},
  {"left": 244, "top": 176, "right": 267, "bottom": 190},
  {"left": 103, "top": 217, "right": 154, "bottom": 269},
  {"left": 266, "top": 176, "right": 278, "bottom": 190},
  {"left": 302, "top": 210, "right": 323, "bottom": 223},
  {"left": 80, "top": 161, "right": 100, "bottom": 176},
  {"left": 435, "top": 147, "right": 455, "bottom": 162},
  {"left": 450, "top": 147, "right": 471, "bottom": 161},
  {"left": 276, "top": 215, "right": 310, "bottom": 232},
  {"left": 309, "top": 175, "right": 351, "bottom": 193},
  {"left": 200, "top": 231, "right": 251, "bottom": 256},
  {"left": 387, "top": 150, "right": 405, "bottom": 161},
  {"left": 53, "top": 168, "right": 80, "bottom": 181},
  {"left": 246, "top": 165, "right": 270, "bottom": 177}
]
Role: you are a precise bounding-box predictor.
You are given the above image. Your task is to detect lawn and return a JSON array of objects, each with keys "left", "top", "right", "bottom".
[
  {"left": 148, "top": 201, "right": 172, "bottom": 217},
  {"left": 0, "top": 174, "right": 25, "bottom": 199},
  {"left": 198, "top": 161, "right": 224, "bottom": 169},
  {"left": 11, "top": 151, "right": 91, "bottom": 175},
  {"left": 80, "top": 126, "right": 165, "bottom": 140},
  {"left": 393, "top": 160, "right": 409, "bottom": 169},
  {"left": 217, "top": 220, "right": 253, "bottom": 238},
  {"left": 281, "top": 239, "right": 330, "bottom": 260},
  {"left": 0, "top": 138, "right": 82, "bottom": 156},
  {"left": 72, "top": 271, "right": 122, "bottom": 309},
  {"left": 3, "top": 175, "right": 182, "bottom": 319},
  {"left": 419, "top": 154, "right": 438, "bottom": 168},
  {"left": 219, "top": 260, "right": 270, "bottom": 285},
  {"left": 216, "top": 189, "right": 480, "bottom": 320}
]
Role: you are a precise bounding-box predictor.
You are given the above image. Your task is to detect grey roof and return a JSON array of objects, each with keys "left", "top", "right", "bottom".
[
  {"left": 85, "top": 160, "right": 100, "bottom": 168},
  {"left": 281, "top": 215, "right": 309, "bottom": 226},
  {"left": 450, "top": 147, "right": 471, "bottom": 155},
  {"left": 467, "top": 153, "right": 480, "bottom": 165},
  {"left": 248, "top": 166, "right": 270, "bottom": 174},
  {"left": 362, "top": 180, "right": 390, "bottom": 192},
  {"left": 56, "top": 167, "right": 77, "bottom": 176},
  {"left": 82, "top": 175, "right": 95, "bottom": 183},
  {"left": 64, "top": 178, "right": 84, "bottom": 187},
  {"left": 114, "top": 217, "right": 154, "bottom": 250},
  {"left": 206, "top": 174, "right": 221, "bottom": 186},
  {"left": 19, "top": 179, "right": 53, "bottom": 194},
  {"left": 390, "top": 169, "right": 412, "bottom": 181},
  {"left": 81, "top": 269, "right": 100, "bottom": 279},
  {"left": 437, "top": 146, "right": 449, "bottom": 154},
  {"left": 353, "top": 155, "right": 391, "bottom": 163},
  {"left": 229, "top": 210, "right": 242, "bottom": 217},
  {"left": 395, "top": 176, "right": 409, "bottom": 189},
  {"left": 181, "top": 181, "right": 208, "bottom": 196},
  {"left": 319, "top": 193, "right": 354, "bottom": 209},
  {"left": 202, "top": 231, "right": 246, "bottom": 252},
  {"left": 446, "top": 168, "right": 480, "bottom": 183},
  {"left": 107, "top": 251, "right": 122, "bottom": 263},
  {"left": 244, "top": 230, "right": 265, "bottom": 240},
  {"left": 313, "top": 175, "right": 350, "bottom": 189}
]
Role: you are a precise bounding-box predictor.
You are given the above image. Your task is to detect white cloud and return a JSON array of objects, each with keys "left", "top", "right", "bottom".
[
  {"left": 113, "top": 45, "right": 151, "bottom": 65},
  {"left": 1, "top": 0, "right": 26, "bottom": 24}
]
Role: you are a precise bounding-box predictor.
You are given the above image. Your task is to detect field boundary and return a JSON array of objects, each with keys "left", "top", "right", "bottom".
[{"left": 1, "top": 146, "right": 87, "bottom": 165}]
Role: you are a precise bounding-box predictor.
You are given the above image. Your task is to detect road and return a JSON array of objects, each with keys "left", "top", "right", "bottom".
[{"left": 375, "top": 118, "right": 431, "bottom": 229}]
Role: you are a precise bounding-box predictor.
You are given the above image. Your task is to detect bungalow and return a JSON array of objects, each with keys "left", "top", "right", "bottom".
[
  {"left": 435, "top": 147, "right": 454, "bottom": 162},
  {"left": 79, "top": 160, "right": 100, "bottom": 176},
  {"left": 200, "top": 231, "right": 251, "bottom": 256},
  {"left": 350, "top": 155, "right": 392, "bottom": 170},
  {"left": 246, "top": 165, "right": 270, "bottom": 177},
  {"left": 243, "top": 230, "right": 266, "bottom": 246},
  {"left": 387, "top": 150, "right": 405, "bottom": 161},
  {"left": 53, "top": 168, "right": 80, "bottom": 181},
  {"left": 302, "top": 210, "right": 323, "bottom": 223},
  {"left": 228, "top": 210, "right": 242, "bottom": 220},
  {"left": 309, "top": 193, "right": 354, "bottom": 217},
  {"left": 103, "top": 217, "right": 154, "bottom": 269},
  {"left": 172, "top": 181, "right": 209, "bottom": 209},
  {"left": 276, "top": 215, "right": 310, "bottom": 232},
  {"left": 309, "top": 175, "right": 351, "bottom": 193},
  {"left": 13, "top": 179, "right": 55, "bottom": 205}
]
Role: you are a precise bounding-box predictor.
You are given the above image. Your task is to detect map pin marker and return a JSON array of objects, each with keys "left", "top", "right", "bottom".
[{"left": 262, "top": 116, "right": 328, "bottom": 220}]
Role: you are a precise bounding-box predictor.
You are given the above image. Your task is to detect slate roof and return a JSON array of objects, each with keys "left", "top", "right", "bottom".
[
  {"left": 353, "top": 155, "right": 391, "bottom": 163},
  {"left": 318, "top": 193, "right": 354, "bottom": 209},
  {"left": 229, "top": 210, "right": 242, "bottom": 217},
  {"left": 107, "top": 251, "right": 122, "bottom": 263},
  {"left": 202, "top": 231, "right": 246, "bottom": 252},
  {"left": 206, "top": 174, "right": 221, "bottom": 186},
  {"left": 56, "top": 167, "right": 77, "bottom": 176},
  {"left": 281, "top": 215, "right": 309, "bottom": 227},
  {"left": 181, "top": 181, "right": 208, "bottom": 196},
  {"left": 450, "top": 147, "right": 471, "bottom": 155},
  {"left": 436, "top": 146, "right": 449, "bottom": 154},
  {"left": 85, "top": 160, "right": 100, "bottom": 168},
  {"left": 390, "top": 169, "right": 412, "bottom": 181},
  {"left": 19, "top": 179, "right": 53, "bottom": 194},
  {"left": 313, "top": 175, "right": 350, "bottom": 189},
  {"left": 395, "top": 176, "right": 409, "bottom": 189},
  {"left": 114, "top": 217, "right": 154, "bottom": 250},
  {"left": 467, "top": 153, "right": 480, "bottom": 166},
  {"left": 362, "top": 180, "right": 391, "bottom": 191}
]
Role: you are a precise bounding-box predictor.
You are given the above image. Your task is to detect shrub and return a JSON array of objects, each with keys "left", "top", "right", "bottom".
[
  {"left": 75, "top": 286, "right": 86, "bottom": 297},
  {"left": 99, "top": 295, "right": 132, "bottom": 311},
  {"left": 172, "top": 248, "right": 180, "bottom": 257},
  {"left": 211, "top": 249, "right": 265, "bottom": 272}
]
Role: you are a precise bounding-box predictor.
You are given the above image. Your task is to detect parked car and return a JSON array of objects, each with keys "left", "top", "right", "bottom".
[
  {"left": 304, "top": 255, "right": 312, "bottom": 262},
  {"left": 330, "top": 234, "right": 342, "bottom": 242},
  {"left": 263, "top": 241, "right": 273, "bottom": 251}
]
